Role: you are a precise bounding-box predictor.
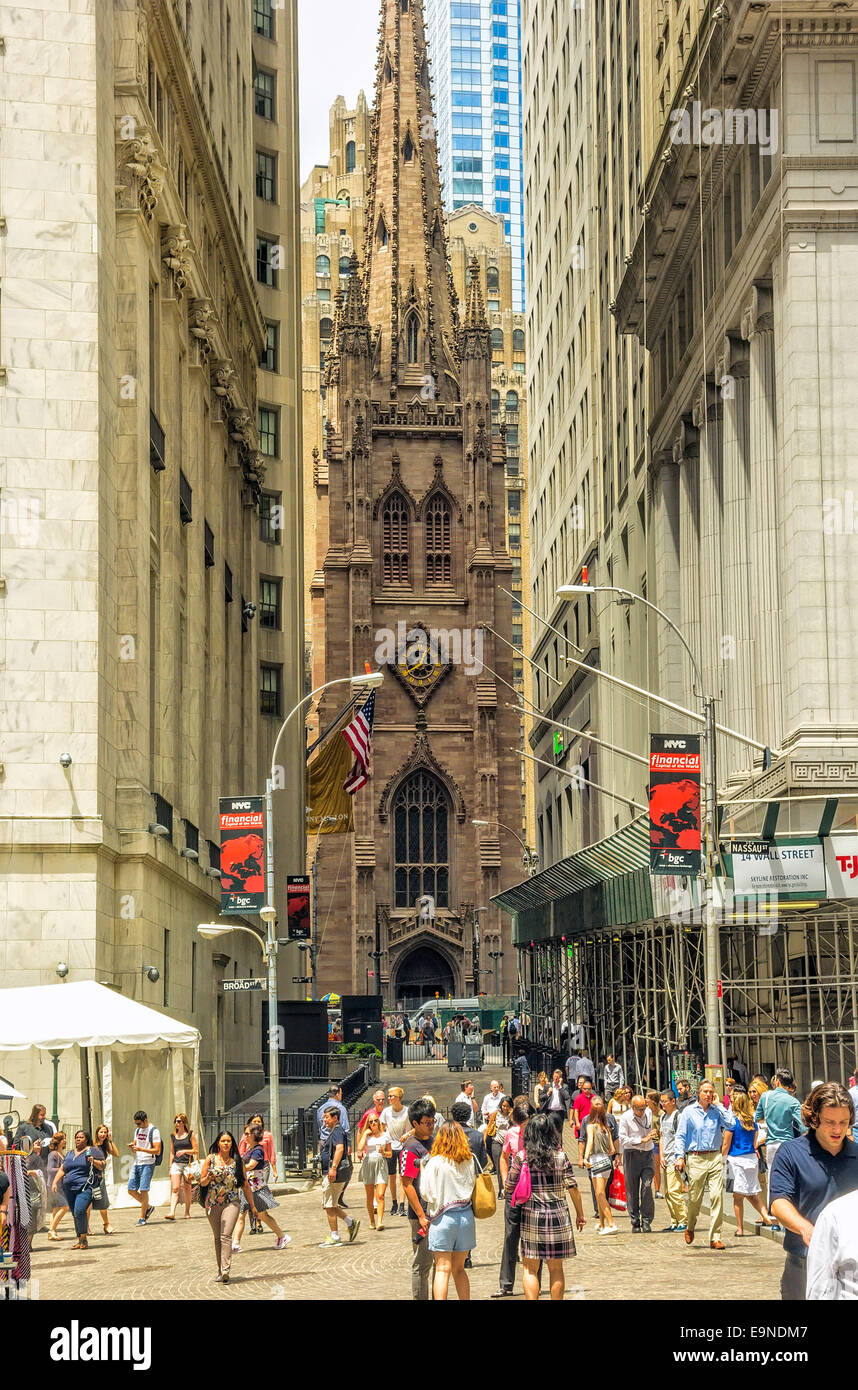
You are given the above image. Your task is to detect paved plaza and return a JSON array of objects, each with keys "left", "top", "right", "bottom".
[{"left": 29, "top": 1063, "right": 787, "bottom": 1302}]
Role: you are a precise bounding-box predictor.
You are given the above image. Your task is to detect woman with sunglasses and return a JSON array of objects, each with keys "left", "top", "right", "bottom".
[
  {"left": 51, "top": 1130, "right": 105, "bottom": 1252},
  {"left": 357, "top": 1114, "right": 393, "bottom": 1229},
  {"left": 165, "top": 1113, "right": 198, "bottom": 1221},
  {"left": 199, "top": 1131, "right": 258, "bottom": 1284}
]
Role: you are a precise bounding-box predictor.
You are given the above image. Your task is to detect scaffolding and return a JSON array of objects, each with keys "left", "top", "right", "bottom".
[{"left": 517, "top": 904, "right": 858, "bottom": 1094}]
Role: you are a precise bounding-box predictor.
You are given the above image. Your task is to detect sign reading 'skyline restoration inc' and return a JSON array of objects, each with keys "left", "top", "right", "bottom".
[
  {"left": 219, "top": 796, "right": 266, "bottom": 914},
  {"left": 648, "top": 734, "right": 702, "bottom": 876}
]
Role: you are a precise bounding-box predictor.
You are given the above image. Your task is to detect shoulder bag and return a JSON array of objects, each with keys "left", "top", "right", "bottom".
[{"left": 472, "top": 1158, "right": 497, "bottom": 1219}]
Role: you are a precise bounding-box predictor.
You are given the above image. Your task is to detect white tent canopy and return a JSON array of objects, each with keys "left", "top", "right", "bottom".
[
  {"left": 0, "top": 981, "right": 199, "bottom": 1052},
  {"left": 0, "top": 982, "right": 202, "bottom": 1207}
]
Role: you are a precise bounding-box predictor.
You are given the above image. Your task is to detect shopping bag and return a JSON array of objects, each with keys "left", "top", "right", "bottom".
[{"left": 608, "top": 1167, "right": 627, "bottom": 1211}]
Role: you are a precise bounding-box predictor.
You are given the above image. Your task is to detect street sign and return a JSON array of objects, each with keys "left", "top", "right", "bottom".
[
  {"left": 292, "top": 975, "right": 312, "bottom": 983},
  {"left": 219, "top": 796, "right": 266, "bottom": 914},
  {"left": 286, "top": 875, "right": 311, "bottom": 939},
  {"left": 222, "top": 978, "right": 263, "bottom": 993}
]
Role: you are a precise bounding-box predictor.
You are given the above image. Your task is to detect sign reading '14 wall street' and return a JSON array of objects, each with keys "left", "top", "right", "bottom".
[
  {"left": 724, "top": 839, "right": 826, "bottom": 896},
  {"left": 219, "top": 796, "right": 266, "bottom": 915},
  {"left": 648, "top": 735, "right": 702, "bottom": 875}
]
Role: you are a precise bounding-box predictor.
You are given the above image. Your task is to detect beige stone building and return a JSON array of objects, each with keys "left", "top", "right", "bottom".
[
  {"left": 0, "top": 0, "right": 304, "bottom": 1119},
  {"left": 448, "top": 205, "right": 533, "bottom": 852}
]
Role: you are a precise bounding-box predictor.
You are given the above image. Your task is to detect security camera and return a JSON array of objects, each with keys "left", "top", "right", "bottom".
[
  {"left": 59, "top": 753, "right": 72, "bottom": 768},
  {"left": 145, "top": 966, "right": 160, "bottom": 983},
  {"left": 56, "top": 962, "right": 69, "bottom": 979},
  {"left": 242, "top": 600, "right": 257, "bottom": 622}
]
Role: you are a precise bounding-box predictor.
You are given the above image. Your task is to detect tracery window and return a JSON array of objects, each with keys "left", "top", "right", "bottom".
[
  {"left": 394, "top": 771, "right": 450, "bottom": 908},
  {"left": 425, "top": 494, "right": 452, "bottom": 585},
  {"left": 382, "top": 491, "right": 410, "bottom": 583},
  {"left": 406, "top": 312, "right": 419, "bottom": 364}
]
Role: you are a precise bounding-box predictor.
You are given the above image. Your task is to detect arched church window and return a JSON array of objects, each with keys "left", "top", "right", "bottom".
[
  {"left": 346, "top": 141, "right": 355, "bottom": 172},
  {"left": 406, "top": 312, "right": 419, "bottom": 364},
  {"left": 425, "top": 494, "right": 452, "bottom": 585},
  {"left": 394, "top": 771, "right": 450, "bottom": 908},
  {"left": 403, "top": 131, "right": 414, "bottom": 163},
  {"left": 382, "top": 491, "right": 410, "bottom": 583},
  {"left": 377, "top": 215, "right": 388, "bottom": 249}
]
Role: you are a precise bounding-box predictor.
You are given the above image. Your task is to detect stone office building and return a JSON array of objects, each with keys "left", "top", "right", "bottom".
[
  {"left": 312, "top": 0, "right": 522, "bottom": 1006},
  {"left": 0, "top": 0, "right": 304, "bottom": 1116}
]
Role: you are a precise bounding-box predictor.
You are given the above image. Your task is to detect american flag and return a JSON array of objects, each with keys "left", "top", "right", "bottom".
[{"left": 342, "top": 690, "right": 376, "bottom": 795}]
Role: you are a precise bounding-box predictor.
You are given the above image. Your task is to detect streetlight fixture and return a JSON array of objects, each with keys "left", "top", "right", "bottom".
[
  {"left": 472, "top": 818, "right": 539, "bottom": 876},
  {"left": 557, "top": 576, "right": 722, "bottom": 1065},
  {"left": 488, "top": 949, "right": 504, "bottom": 992}
]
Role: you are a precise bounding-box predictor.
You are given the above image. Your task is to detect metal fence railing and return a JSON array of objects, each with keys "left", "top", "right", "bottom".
[{"left": 385, "top": 1039, "right": 508, "bottom": 1070}]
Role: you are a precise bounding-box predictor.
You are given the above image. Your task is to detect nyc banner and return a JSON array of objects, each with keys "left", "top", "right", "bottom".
[
  {"left": 219, "top": 796, "right": 266, "bottom": 914},
  {"left": 649, "top": 734, "right": 701, "bottom": 875}
]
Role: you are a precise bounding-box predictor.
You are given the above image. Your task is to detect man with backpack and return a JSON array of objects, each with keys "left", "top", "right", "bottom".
[{"left": 127, "top": 1108, "right": 162, "bottom": 1224}]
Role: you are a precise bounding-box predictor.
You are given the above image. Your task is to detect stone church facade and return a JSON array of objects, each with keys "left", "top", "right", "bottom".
[{"left": 313, "top": 0, "right": 521, "bottom": 1005}]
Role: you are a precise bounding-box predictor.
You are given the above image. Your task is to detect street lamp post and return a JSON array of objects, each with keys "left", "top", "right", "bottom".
[
  {"left": 488, "top": 949, "right": 504, "bottom": 992},
  {"left": 472, "top": 818, "right": 539, "bottom": 876},
  {"left": 558, "top": 580, "right": 722, "bottom": 1067}
]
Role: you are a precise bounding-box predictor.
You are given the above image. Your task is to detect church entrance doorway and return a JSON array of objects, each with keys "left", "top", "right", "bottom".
[{"left": 393, "top": 945, "right": 456, "bottom": 1010}]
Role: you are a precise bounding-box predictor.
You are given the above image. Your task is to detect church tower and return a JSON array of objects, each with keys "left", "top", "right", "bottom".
[{"left": 314, "top": 0, "right": 520, "bottom": 1006}]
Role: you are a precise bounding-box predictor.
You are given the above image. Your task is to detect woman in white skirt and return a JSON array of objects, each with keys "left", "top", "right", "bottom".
[
  {"left": 357, "top": 1115, "right": 392, "bottom": 1229},
  {"left": 723, "top": 1088, "right": 779, "bottom": 1235}
]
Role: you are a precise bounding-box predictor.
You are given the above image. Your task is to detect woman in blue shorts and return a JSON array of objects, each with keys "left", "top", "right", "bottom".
[{"left": 420, "top": 1120, "right": 477, "bottom": 1301}]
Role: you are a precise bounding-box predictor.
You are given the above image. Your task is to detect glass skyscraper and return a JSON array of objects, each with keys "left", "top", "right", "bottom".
[{"left": 425, "top": 0, "right": 524, "bottom": 311}]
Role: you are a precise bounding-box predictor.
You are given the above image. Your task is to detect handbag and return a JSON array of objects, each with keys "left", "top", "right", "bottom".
[
  {"left": 607, "top": 1167, "right": 627, "bottom": 1211},
  {"left": 472, "top": 1161, "right": 497, "bottom": 1220},
  {"left": 510, "top": 1156, "right": 532, "bottom": 1207},
  {"left": 187, "top": 1158, "right": 202, "bottom": 1184},
  {"left": 588, "top": 1153, "right": 614, "bottom": 1176},
  {"left": 485, "top": 1110, "right": 497, "bottom": 1140}
]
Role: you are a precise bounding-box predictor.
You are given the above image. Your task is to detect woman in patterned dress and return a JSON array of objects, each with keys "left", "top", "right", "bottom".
[{"left": 504, "top": 1112, "right": 586, "bottom": 1301}]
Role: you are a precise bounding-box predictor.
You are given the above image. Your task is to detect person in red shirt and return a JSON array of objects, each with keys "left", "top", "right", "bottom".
[
  {"left": 572, "top": 1079, "right": 594, "bottom": 1138},
  {"left": 357, "top": 1090, "right": 386, "bottom": 1137}
]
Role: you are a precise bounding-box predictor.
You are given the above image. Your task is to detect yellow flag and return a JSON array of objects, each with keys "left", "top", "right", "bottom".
[{"left": 306, "top": 730, "right": 354, "bottom": 834}]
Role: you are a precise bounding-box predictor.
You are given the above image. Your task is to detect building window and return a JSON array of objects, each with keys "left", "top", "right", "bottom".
[
  {"left": 259, "top": 491, "right": 282, "bottom": 544},
  {"left": 319, "top": 316, "right": 333, "bottom": 345},
  {"left": 253, "top": 0, "right": 272, "bottom": 38},
  {"left": 382, "top": 491, "right": 410, "bottom": 584},
  {"left": 315, "top": 253, "right": 330, "bottom": 277},
  {"left": 179, "top": 470, "right": 192, "bottom": 525},
  {"left": 377, "top": 215, "right": 388, "bottom": 248},
  {"left": 492, "top": 328, "right": 504, "bottom": 353},
  {"left": 259, "top": 578, "right": 281, "bottom": 629},
  {"left": 406, "top": 313, "right": 419, "bottom": 364},
  {"left": 425, "top": 494, "right": 452, "bottom": 584},
  {"left": 258, "top": 406, "right": 278, "bottom": 457},
  {"left": 256, "top": 150, "right": 276, "bottom": 202},
  {"left": 255, "top": 69, "right": 275, "bottom": 119},
  {"left": 317, "top": 288, "right": 331, "bottom": 302},
  {"left": 153, "top": 793, "right": 173, "bottom": 841},
  {"left": 224, "top": 563, "right": 233, "bottom": 605},
  {"left": 256, "top": 235, "right": 278, "bottom": 287},
  {"left": 260, "top": 664, "right": 281, "bottom": 716},
  {"left": 513, "top": 328, "right": 525, "bottom": 354},
  {"left": 506, "top": 389, "right": 518, "bottom": 411},
  {"left": 346, "top": 140, "right": 356, "bottom": 172},
  {"left": 337, "top": 190, "right": 350, "bottom": 207},
  {"left": 394, "top": 771, "right": 450, "bottom": 908},
  {"left": 491, "top": 390, "right": 500, "bottom": 414},
  {"left": 204, "top": 520, "right": 215, "bottom": 567},
  {"left": 403, "top": 131, "right": 414, "bottom": 162},
  {"left": 486, "top": 265, "right": 499, "bottom": 292},
  {"left": 508, "top": 523, "right": 521, "bottom": 548},
  {"left": 338, "top": 256, "right": 351, "bottom": 278},
  {"left": 507, "top": 489, "right": 520, "bottom": 515},
  {"left": 260, "top": 321, "right": 278, "bottom": 372}
]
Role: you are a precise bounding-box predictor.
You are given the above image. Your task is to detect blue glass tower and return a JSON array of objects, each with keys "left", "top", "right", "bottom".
[{"left": 425, "top": 0, "right": 524, "bottom": 311}]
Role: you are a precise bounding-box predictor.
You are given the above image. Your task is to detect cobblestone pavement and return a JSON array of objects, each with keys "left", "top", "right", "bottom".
[{"left": 30, "top": 1063, "right": 786, "bottom": 1302}]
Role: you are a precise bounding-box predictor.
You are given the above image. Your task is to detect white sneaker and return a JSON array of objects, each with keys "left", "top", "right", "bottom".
[
  {"left": 231, "top": 1242, "right": 242, "bottom": 1253},
  {"left": 275, "top": 1234, "right": 291, "bottom": 1249},
  {"left": 603, "top": 1225, "right": 619, "bottom": 1234},
  {"left": 319, "top": 1234, "right": 342, "bottom": 1248}
]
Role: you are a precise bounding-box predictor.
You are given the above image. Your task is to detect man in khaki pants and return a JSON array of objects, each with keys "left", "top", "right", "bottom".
[
  {"left": 658, "top": 1090, "right": 688, "bottom": 1231},
  {"left": 674, "top": 1081, "right": 737, "bottom": 1248}
]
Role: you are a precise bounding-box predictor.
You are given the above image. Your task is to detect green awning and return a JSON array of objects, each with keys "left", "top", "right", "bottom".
[{"left": 492, "top": 815, "right": 650, "bottom": 916}]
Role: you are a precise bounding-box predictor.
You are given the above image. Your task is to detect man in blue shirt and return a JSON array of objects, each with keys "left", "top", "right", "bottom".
[
  {"left": 674, "top": 1080, "right": 737, "bottom": 1248},
  {"left": 770, "top": 1081, "right": 858, "bottom": 1301},
  {"left": 754, "top": 1068, "right": 805, "bottom": 1168}
]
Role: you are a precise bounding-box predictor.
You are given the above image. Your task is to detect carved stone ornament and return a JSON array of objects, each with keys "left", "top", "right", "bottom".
[
  {"left": 116, "top": 131, "right": 164, "bottom": 222},
  {"left": 161, "top": 225, "right": 192, "bottom": 300},
  {"left": 188, "top": 298, "right": 217, "bottom": 358},
  {"left": 228, "top": 409, "right": 253, "bottom": 447},
  {"left": 211, "top": 360, "right": 237, "bottom": 406}
]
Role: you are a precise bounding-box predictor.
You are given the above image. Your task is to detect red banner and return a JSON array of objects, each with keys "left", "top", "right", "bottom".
[
  {"left": 649, "top": 735, "right": 701, "bottom": 875},
  {"left": 219, "top": 796, "right": 266, "bottom": 914}
]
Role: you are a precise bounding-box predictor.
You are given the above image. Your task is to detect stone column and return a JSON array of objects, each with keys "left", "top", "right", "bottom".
[
  {"left": 741, "top": 284, "right": 783, "bottom": 746},
  {"left": 716, "top": 332, "right": 755, "bottom": 780},
  {"left": 692, "top": 382, "right": 724, "bottom": 703},
  {"left": 674, "top": 418, "right": 701, "bottom": 708},
  {"left": 651, "top": 450, "right": 683, "bottom": 707}
]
